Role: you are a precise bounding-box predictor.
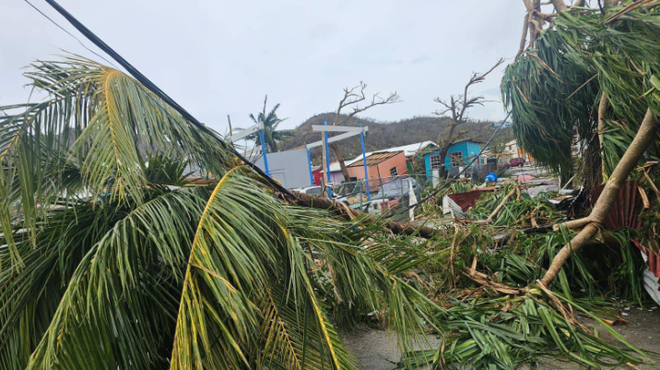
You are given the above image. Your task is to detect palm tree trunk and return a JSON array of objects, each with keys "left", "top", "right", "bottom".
[
  {"left": 539, "top": 109, "right": 658, "bottom": 286},
  {"left": 292, "top": 191, "right": 444, "bottom": 239}
]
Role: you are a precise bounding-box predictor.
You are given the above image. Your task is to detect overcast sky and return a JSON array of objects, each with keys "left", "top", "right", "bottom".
[{"left": 1, "top": 0, "right": 524, "bottom": 134}]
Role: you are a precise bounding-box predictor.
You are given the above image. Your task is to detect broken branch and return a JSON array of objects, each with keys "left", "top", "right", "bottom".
[{"left": 539, "top": 109, "right": 659, "bottom": 286}]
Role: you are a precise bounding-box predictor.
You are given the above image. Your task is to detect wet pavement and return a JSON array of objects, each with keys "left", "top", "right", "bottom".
[{"left": 343, "top": 306, "right": 660, "bottom": 369}]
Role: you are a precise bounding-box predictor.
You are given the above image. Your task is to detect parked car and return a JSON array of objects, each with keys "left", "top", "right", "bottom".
[
  {"left": 373, "top": 177, "right": 420, "bottom": 201},
  {"left": 293, "top": 185, "right": 350, "bottom": 204},
  {"left": 510, "top": 157, "right": 525, "bottom": 168},
  {"left": 295, "top": 185, "right": 324, "bottom": 197}
]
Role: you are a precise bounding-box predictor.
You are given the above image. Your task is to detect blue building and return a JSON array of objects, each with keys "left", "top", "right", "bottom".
[{"left": 423, "top": 139, "right": 483, "bottom": 178}]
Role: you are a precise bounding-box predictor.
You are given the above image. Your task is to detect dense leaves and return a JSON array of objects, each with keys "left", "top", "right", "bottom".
[
  {"left": 0, "top": 58, "right": 434, "bottom": 370},
  {"left": 502, "top": 3, "right": 660, "bottom": 183}
]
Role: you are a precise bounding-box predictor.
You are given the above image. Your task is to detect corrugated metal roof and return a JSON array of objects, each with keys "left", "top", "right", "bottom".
[
  {"left": 591, "top": 180, "right": 642, "bottom": 230},
  {"left": 347, "top": 151, "right": 403, "bottom": 167},
  {"left": 447, "top": 187, "right": 497, "bottom": 212},
  {"left": 592, "top": 181, "right": 660, "bottom": 288},
  {"left": 379, "top": 141, "right": 437, "bottom": 157}
]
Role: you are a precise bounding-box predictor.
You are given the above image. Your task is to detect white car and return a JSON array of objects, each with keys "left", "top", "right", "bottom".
[{"left": 293, "top": 185, "right": 350, "bottom": 204}]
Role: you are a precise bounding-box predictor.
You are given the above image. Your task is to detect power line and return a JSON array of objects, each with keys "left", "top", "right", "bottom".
[
  {"left": 387, "top": 111, "right": 512, "bottom": 219},
  {"left": 23, "top": 0, "right": 119, "bottom": 69},
  {"left": 30, "top": 0, "right": 301, "bottom": 204}
]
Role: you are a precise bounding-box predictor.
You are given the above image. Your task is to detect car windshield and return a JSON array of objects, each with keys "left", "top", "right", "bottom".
[{"left": 306, "top": 187, "right": 322, "bottom": 196}]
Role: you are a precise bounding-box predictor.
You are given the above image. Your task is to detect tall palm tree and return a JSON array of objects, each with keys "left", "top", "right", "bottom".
[
  {"left": 0, "top": 57, "right": 435, "bottom": 370},
  {"left": 248, "top": 95, "right": 294, "bottom": 152}
]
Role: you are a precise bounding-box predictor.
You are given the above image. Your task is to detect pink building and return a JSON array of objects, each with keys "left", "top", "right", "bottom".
[{"left": 346, "top": 151, "right": 408, "bottom": 188}]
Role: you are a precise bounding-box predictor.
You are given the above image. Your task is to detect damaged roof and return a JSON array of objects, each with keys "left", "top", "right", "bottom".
[{"left": 347, "top": 151, "right": 403, "bottom": 167}]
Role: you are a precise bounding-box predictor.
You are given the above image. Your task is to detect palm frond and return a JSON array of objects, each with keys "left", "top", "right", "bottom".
[
  {"left": 502, "top": 4, "right": 660, "bottom": 184},
  {"left": 1, "top": 57, "right": 440, "bottom": 370}
]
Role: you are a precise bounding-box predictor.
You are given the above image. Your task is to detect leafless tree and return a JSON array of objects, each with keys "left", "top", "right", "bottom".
[
  {"left": 432, "top": 59, "right": 504, "bottom": 177},
  {"left": 323, "top": 82, "right": 400, "bottom": 183}
]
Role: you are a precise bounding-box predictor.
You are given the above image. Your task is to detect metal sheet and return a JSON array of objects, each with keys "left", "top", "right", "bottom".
[{"left": 591, "top": 180, "right": 642, "bottom": 230}]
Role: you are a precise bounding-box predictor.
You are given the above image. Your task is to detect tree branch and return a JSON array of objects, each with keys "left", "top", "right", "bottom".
[
  {"left": 551, "top": 0, "right": 568, "bottom": 12},
  {"left": 333, "top": 82, "right": 400, "bottom": 126},
  {"left": 474, "top": 186, "right": 519, "bottom": 225},
  {"left": 328, "top": 81, "right": 400, "bottom": 182},
  {"left": 291, "top": 191, "right": 445, "bottom": 239},
  {"left": 539, "top": 109, "right": 659, "bottom": 286},
  {"left": 516, "top": 12, "right": 531, "bottom": 60}
]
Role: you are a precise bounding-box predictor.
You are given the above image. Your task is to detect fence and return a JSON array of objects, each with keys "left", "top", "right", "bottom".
[
  {"left": 327, "top": 173, "right": 431, "bottom": 221},
  {"left": 327, "top": 163, "right": 498, "bottom": 221}
]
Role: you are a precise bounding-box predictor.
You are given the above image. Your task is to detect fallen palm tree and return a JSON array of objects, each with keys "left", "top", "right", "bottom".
[
  {"left": 2, "top": 1, "right": 660, "bottom": 369},
  {"left": 395, "top": 1, "right": 660, "bottom": 368},
  {"left": 397, "top": 184, "right": 657, "bottom": 368},
  {"left": 0, "top": 59, "right": 441, "bottom": 370},
  {"left": 502, "top": 0, "right": 660, "bottom": 289}
]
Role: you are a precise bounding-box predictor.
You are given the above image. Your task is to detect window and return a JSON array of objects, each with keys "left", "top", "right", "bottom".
[
  {"left": 429, "top": 155, "right": 442, "bottom": 169},
  {"left": 389, "top": 166, "right": 398, "bottom": 177},
  {"left": 449, "top": 152, "right": 463, "bottom": 167}
]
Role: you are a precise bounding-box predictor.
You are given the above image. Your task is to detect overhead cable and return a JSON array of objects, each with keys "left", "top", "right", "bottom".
[
  {"left": 35, "top": 0, "right": 300, "bottom": 203},
  {"left": 388, "top": 110, "right": 512, "bottom": 219}
]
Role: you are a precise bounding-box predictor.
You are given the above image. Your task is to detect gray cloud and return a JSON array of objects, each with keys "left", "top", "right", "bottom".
[{"left": 1, "top": 0, "right": 524, "bottom": 134}]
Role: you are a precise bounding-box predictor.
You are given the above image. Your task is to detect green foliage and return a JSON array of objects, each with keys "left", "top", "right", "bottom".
[
  {"left": 403, "top": 184, "right": 654, "bottom": 369},
  {"left": 468, "top": 185, "right": 563, "bottom": 227},
  {"left": 502, "top": 4, "right": 660, "bottom": 181},
  {"left": 248, "top": 95, "right": 294, "bottom": 152},
  {"left": 0, "top": 58, "right": 435, "bottom": 370},
  {"left": 397, "top": 292, "right": 652, "bottom": 370}
]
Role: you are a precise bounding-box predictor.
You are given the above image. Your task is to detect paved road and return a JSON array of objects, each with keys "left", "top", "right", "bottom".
[{"left": 343, "top": 307, "right": 660, "bottom": 369}]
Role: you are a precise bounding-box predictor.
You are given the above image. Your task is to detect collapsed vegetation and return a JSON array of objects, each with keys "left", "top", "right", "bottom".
[
  {"left": 0, "top": 58, "right": 443, "bottom": 369},
  {"left": 1, "top": 1, "right": 660, "bottom": 370},
  {"left": 396, "top": 182, "right": 658, "bottom": 368}
]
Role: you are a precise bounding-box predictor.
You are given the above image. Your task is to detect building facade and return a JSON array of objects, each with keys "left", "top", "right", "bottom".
[
  {"left": 255, "top": 148, "right": 312, "bottom": 189},
  {"left": 346, "top": 151, "right": 408, "bottom": 184},
  {"left": 422, "top": 140, "right": 483, "bottom": 178}
]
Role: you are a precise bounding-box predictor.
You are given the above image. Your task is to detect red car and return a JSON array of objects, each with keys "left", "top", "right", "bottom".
[{"left": 510, "top": 157, "right": 525, "bottom": 168}]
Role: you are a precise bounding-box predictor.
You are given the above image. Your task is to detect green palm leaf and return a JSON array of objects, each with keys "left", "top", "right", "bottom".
[{"left": 1, "top": 57, "right": 438, "bottom": 370}]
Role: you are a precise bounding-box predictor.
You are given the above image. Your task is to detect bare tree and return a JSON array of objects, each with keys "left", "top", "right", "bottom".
[
  {"left": 323, "top": 82, "right": 400, "bottom": 183},
  {"left": 432, "top": 59, "right": 504, "bottom": 177}
]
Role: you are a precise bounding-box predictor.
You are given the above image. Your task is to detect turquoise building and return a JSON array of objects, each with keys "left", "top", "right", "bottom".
[{"left": 423, "top": 140, "right": 482, "bottom": 178}]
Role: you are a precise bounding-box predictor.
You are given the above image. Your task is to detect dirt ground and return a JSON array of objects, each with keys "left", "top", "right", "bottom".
[{"left": 342, "top": 306, "right": 660, "bottom": 370}]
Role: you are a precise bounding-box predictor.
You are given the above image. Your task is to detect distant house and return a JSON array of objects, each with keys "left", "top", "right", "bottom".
[
  {"left": 382, "top": 141, "right": 439, "bottom": 172},
  {"left": 504, "top": 139, "right": 535, "bottom": 162},
  {"left": 320, "top": 141, "right": 434, "bottom": 184},
  {"left": 504, "top": 139, "right": 519, "bottom": 156},
  {"left": 324, "top": 162, "right": 349, "bottom": 184},
  {"left": 346, "top": 151, "right": 408, "bottom": 185},
  {"left": 423, "top": 139, "right": 483, "bottom": 178},
  {"left": 312, "top": 166, "right": 323, "bottom": 186}
]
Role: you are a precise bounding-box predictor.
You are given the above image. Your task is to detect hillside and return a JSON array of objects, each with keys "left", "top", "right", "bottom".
[{"left": 278, "top": 113, "right": 514, "bottom": 165}]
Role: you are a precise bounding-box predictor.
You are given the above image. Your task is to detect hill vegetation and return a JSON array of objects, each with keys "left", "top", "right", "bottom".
[{"left": 278, "top": 113, "right": 514, "bottom": 165}]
